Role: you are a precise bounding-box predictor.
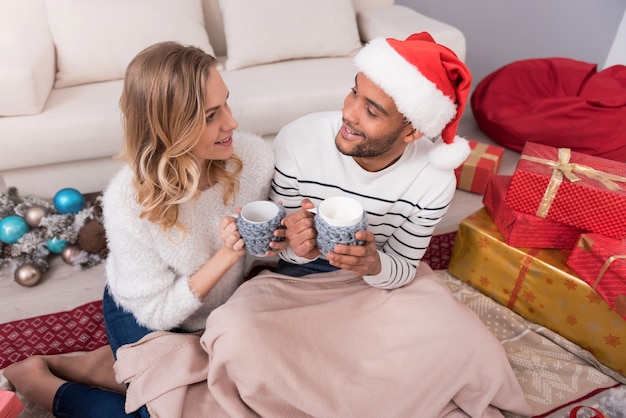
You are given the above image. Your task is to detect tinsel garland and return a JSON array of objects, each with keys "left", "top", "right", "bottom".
[{"left": 0, "top": 187, "right": 107, "bottom": 285}]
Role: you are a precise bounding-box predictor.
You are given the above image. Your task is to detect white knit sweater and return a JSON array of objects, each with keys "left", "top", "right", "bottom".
[
  {"left": 270, "top": 112, "right": 456, "bottom": 289},
  {"left": 103, "top": 132, "right": 274, "bottom": 331}
]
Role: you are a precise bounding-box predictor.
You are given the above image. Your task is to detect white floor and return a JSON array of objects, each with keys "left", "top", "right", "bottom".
[{"left": 0, "top": 110, "right": 521, "bottom": 324}]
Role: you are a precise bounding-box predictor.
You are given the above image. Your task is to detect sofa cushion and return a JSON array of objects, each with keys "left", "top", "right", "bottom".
[
  {"left": 352, "top": 0, "right": 394, "bottom": 9},
  {"left": 200, "top": 0, "right": 393, "bottom": 57},
  {"left": 357, "top": 5, "right": 467, "bottom": 62},
  {"left": 0, "top": 0, "right": 55, "bottom": 116},
  {"left": 221, "top": 57, "right": 357, "bottom": 136},
  {"left": 45, "top": 0, "right": 215, "bottom": 88},
  {"left": 218, "top": 0, "right": 362, "bottom": 70},
  {"left": 0, "top": 80, "right": 125, "bottom": 172}
]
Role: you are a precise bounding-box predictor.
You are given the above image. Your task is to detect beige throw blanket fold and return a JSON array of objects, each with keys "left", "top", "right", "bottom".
[{"left": 115, "top": 264, "right": 532, "bottom": 417}]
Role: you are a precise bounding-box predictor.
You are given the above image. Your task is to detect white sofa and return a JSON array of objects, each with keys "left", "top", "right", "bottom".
[{"left": 0, "top": 0, "right": 466, "bottom": 198}]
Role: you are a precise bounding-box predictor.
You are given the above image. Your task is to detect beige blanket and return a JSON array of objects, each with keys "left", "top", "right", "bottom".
[{"left": 115, "top": 264, "right": 532, "bottom": 417}]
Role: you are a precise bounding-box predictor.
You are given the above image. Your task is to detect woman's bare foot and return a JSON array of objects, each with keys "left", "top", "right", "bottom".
[
  {"left": 3, "top": 345, "right": 126, "bottom": 411},
  {"left": 4, "top": 356, "right": 64, "bottom": 411}
]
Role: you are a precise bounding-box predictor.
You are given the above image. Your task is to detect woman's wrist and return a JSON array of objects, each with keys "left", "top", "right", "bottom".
[
  {"left": 217, "top": 245, "right": 245, "bottom": 265},
  {"left": 190, "top": 247, "right": 244, "bottom": 299}
]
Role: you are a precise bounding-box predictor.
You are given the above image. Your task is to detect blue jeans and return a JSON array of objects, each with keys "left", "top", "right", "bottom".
[
  {"left": 275, "top": 258, "right": 339, "bottom": 277},
  {"left": 101, "top": 286, "right": 153, "bottom": 356},
  {"left": 52, "top": 382, "right": 136, "bottom": 418},
  {"left": 52, "top": 287, "right": 151, "bottom": 418}
]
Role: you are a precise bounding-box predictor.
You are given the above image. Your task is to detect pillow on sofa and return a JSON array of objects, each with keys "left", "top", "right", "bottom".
[
  {"left": 0, "top": 0, "right": 55, "bottom": 116},
  {"left": 218, "top": 0, "right": 362, "bottom": 70},
  {"left": 45, "top": 0, "right": 215, "bottom": 88}
]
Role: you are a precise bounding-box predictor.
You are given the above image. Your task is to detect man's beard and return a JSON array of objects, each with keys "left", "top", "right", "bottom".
[{"left": 336, "top": 122, "right": 405, "bottom": 158}]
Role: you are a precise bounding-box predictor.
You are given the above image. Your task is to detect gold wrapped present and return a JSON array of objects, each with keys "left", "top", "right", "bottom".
[{"left": 448, "top": 207, "right": 626, "bottom": 377}]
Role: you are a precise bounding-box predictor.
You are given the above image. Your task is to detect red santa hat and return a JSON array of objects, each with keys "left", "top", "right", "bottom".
[{"left": 354, "top": 32, "right": 472, "bottom": 170}]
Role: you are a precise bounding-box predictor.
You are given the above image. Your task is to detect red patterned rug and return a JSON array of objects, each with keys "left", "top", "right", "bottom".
[
  {"left": 0, "top": 301, "right": 108, "bottom": 369},
  {"left": 0, "top": 232, "right": 456, "bottom": 370},
  {"left": 421, "top": 231, "right": 456, "bottom": 271}
]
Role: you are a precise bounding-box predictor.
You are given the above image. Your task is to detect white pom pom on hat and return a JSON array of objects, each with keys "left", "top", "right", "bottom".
[{"left": 354, "top": 32, "right": 472, "bottom": 170}]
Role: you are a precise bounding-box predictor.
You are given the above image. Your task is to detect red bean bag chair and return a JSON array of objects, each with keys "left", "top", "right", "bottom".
[{"left": 471, "top": 57, "right": 626, "bottom": 162}]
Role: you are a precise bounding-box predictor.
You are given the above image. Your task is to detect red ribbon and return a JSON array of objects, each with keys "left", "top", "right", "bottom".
[{"left": 569, "top": 406, "right": 606, "bottom": 418}]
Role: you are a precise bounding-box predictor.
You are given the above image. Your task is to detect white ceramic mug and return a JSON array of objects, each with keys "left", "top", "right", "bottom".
[
  {"left": 236, "top": 201, "right": 285, "bottom": 256},
  {"left": 312, "top": 196, "right": 367, "bottom": 254}
]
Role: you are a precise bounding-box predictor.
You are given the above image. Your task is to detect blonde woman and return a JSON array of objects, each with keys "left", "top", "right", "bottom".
[{"left": 4, "top": 41, "right": 278, "bottom": 417}]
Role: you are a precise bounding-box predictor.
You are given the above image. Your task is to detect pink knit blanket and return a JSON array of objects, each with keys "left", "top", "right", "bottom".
[{"left": 115, "top": 264, "right": 531, "bottom": 417}]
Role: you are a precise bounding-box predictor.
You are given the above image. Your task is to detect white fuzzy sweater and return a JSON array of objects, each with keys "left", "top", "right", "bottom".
[{"left": 103, "top": 132, "right": 274, "bottom": 332}]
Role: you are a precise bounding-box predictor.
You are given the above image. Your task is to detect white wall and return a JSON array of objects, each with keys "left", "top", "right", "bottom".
[
  {"left": 396, "top": 0, "right": 626, "bottom": 85},
  {"left": 604, "top": 7, "right": 626, "bottom": 68}
]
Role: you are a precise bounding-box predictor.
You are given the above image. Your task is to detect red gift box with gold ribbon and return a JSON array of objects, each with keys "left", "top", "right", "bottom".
[
  {"left": 567, "top": 233, "right": 626, "bottom": 320},
  {"left": 504, "top": 142, "right": 626, "bottom": 239},
  {"left": 483, "top": 175, "right": 586, "bottom": 249},
  {"left": 454, "top": 140, "right": 504, "bottom": 194}
]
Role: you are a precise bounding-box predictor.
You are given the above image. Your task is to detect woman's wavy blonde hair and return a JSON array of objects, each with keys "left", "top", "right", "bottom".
[{"left": 118, "top": 42, "right": 242, "bottom": 232}]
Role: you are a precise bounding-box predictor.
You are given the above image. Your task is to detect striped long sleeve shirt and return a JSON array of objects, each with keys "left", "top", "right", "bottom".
[{"left": 270, "top": 111, "right": 456, "bottom": 289}]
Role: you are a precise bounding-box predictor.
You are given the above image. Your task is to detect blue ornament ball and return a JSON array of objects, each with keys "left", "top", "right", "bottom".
[
  {"left": 0, "top": 215, "right": 31, "bottom": 244},
  {"left": 54, "top": 188, "right": 85, "bottom": 214},
  {"left": 47, "top": 237, "right": 69, "bottom": 254}
]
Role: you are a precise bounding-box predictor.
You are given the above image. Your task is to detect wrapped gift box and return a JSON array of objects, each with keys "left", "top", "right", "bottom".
[
  {"left": 0, "top": 390, "right": 24, "bottom": 418},
  {"left": 448, "top": 208, "right": 626, "bottom": 376},
  {"left": 454, "top": 140, "right": 504, "bottom": 194},
  {"left": 483, "top": 175, "right": 586, "bottom": 249},
  {"left": 504, "top": 142, "right": 626, "bottom": 239},
  {"left": 567, "top": 233, "right": 626, "bottom": 320}
]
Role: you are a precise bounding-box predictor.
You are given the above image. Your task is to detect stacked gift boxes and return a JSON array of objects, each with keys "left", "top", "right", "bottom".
[
  {"left": 454, "top": 140, "right": 505, "bottom": 194},
  {"left": 448, "top": 141, "right": 626, "bottom": 376}
]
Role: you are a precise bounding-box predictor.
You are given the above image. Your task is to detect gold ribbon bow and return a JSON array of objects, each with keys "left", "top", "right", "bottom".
[
  {"left": 521, "top": 148, "right": 626, "bottom": 218},
  {"left": 593, "top": 254, "right": 626, "bottom": 288},
  {"left": 578, "top": 235, "right": 626, "bottom": 289},
  {"left": 458, "top": 143, "right": 500, "bottom": 190}
]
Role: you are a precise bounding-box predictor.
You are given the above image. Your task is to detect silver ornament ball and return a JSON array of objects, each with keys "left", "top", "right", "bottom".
[
  {"left": 25, "top": 205, "right": 48, "bottom": 227},
  {"left": 15, "top": 263, "right": 42, "bottom": 287},
  {"left": 61, "top": 244, "right": 82, "bottom": 265}
]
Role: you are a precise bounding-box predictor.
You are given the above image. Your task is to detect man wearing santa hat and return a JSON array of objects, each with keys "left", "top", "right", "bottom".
[{"left": 271, "top": 31, "right": 473, "bottom": 287}]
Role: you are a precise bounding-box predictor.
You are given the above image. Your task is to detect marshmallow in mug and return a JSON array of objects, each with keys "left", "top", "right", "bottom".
[
  {"left": 318, "top": 196, "right": 365, "bottom": 227},
  {"left": 313, "top": 196, "right": 368, "bottom": 254},
  {"left": 236, "top": 200, "right": 285, "bottom": 256}
]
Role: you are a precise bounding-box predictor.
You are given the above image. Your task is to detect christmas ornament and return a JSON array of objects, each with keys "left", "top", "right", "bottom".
[
  {"left": 47, "top": 237, "right": 69, "bottom": 254},
  {"left": 1, "top": 187, "right": 108, "bottom": 287},
  {"left": 53, "top": 188, "right": 85, "bottom": 214},
  {"left": 14, "top": 263, "right": 42, "bottom": 287},
  {"left": 61, "top": 244, "right": 82, "bottom": 265},
  {"left": 0, "top": 215, "right": 30, "bottom": 244},
  {"left": 24, "top": 204, "right": 48, "bottom": 227},
  {"left": 78, "top": 220, "right": 107, "bottom": 254}
]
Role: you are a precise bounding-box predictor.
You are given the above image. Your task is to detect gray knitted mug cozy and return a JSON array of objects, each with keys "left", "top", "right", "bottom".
[
  {"left": 237, "top": 202, "right": 285, "bottom": 256},
  {"left": 315, "top": 212, "right": 368, "bottom": 255}
]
